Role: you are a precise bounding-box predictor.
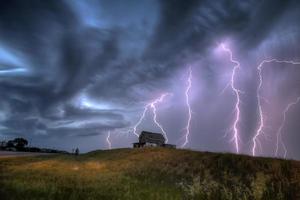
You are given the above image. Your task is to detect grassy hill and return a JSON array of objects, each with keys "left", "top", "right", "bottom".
[{"left": 0, "top": 148, "right": 299, "bottom": 200}]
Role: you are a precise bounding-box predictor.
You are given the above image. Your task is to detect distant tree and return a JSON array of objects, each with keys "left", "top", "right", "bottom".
[
  {"left": 0, "top": 141, "right": 7, "bottom": 149},
  {"left": 12, "top": 138, "right": 28, "bottom": 150},
  {"left": 6, "top": 140, "right": 15, "bottom": 148},
  {"left": 27, "top": 147, "right": 41, "bottom": 152}
]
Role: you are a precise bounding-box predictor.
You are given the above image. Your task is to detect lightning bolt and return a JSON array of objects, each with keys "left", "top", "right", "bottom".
[
  {"left": 132, "top": 93, "right": 171, "bottom": 143},
  {"left": 275, "top": 97, "right": 300, "bottom": 158},
  {"left": 106, "top": 131, "right": 111, "bottom": 149},
  {"left": 220, "top": 44, "right": 242, "bottom": 153},
  {"left": 133, "top": 106, "right": 149, "bottom": 137},
  {"left": 151, "top": 95, "right": 169, "bottom": 143},
  {"left": 181, "top": 67, "right": 192, "bottom": 148},
  {"left": 253, "top": 59, "right": 300, "bottom": 156}
]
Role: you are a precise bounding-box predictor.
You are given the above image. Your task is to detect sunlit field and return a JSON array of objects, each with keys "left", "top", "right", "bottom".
[{"left": 0, "top": 148, "right": 299, "bottom": 200}]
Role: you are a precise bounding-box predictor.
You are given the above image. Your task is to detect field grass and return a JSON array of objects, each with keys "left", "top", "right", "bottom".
[{"left": 0, "top": 148, "right": 300, "bottom": 200}]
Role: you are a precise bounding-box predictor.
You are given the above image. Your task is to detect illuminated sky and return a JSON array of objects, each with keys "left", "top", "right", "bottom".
[{"left": 1, "top": 0, "right": 300, "bottom": 159}]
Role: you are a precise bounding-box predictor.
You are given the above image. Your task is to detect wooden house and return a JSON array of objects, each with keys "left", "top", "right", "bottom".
[{"left": 133, "top": 131, "right": 175, "bottom": 148}]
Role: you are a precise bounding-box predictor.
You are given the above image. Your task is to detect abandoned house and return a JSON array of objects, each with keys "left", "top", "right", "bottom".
[{"left": 133, "top": 131, "right": 175, "bottom": 148}]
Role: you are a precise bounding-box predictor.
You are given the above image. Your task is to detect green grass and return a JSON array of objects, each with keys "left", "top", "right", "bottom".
[{"left": 0, "top": 148, "right": 299, "bottom": 200}]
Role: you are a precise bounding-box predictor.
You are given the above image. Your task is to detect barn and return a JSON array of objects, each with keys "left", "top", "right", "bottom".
[{"left": 133, "top": 131, "right": 175, "bottom": 148}]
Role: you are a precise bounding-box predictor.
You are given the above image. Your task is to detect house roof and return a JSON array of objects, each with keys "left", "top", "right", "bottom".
[{"left": 139, "top": 131, "right": 165, "bottom": 143}]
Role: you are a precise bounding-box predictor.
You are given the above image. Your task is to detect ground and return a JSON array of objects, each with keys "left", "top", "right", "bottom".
[
  {"left": 0, "top": 151, "right": 53, "bottom": 158},
  {"left": 0, "top": 148, "right": 299, "bottom": 200}
]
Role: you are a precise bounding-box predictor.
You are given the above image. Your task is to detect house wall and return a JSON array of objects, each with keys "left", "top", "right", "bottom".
[
  {"left": 145, "top": 142, "right": 158, "bottom": 147},
  {"left": 139, "top": 135, "right": 164, "bottom": 145}
]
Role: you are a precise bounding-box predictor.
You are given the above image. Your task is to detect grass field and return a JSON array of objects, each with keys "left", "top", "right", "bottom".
[{"left": 0, "top": 148, "right": 300, "bottom": 200}]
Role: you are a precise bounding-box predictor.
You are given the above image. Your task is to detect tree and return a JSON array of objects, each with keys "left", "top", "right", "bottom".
[
  {"left": 12, "top": 138, "right": 28, "bottom": 149},
  {"left": 6, "top": 140, "right": 14, "bottom": 148}
]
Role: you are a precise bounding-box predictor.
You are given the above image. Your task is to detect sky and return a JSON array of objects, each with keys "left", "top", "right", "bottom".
[{"left": 0, "top": 0, "right": 300, "bottom": 159}]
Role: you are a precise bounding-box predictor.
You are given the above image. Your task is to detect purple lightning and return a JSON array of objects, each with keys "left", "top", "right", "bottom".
[
  {"left": 252, "top": 59, "right": 300, "bottom": 156},
  {"left": 220, "top": 44, "right": 242, "bottom": 153},
  {"left": 275, "top": 96, "right": 300, "bottom": 158},
  {"left": 133, "top": 106, "right": 149, "bottom": 137},
  {"left": 106, "top": 131, "right": 111, "bottom": 149},
  {"left": 181, "top": 67, "right": 192, "bottom": 148},
  {"left": 151, "top": 95, "right": 169, "bottom": 143},
  {"left": 132, "top": 93, "right": 171, "bottom": 142}
]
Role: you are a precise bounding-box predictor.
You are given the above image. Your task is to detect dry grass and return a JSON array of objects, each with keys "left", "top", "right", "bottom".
[{"left": 0, "top": 148, "right": 299, "bottom": 200}]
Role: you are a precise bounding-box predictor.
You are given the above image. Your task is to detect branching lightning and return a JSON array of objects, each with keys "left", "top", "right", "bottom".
[
  {"left": 106, "top": 131, "right": 112, "bottom": 149},
  {"left": 220, "top": 44, "right": 242, "bottom": 153},
  {"left": 253, "top": 59, "right": 300, "bottom": 156},
  {"left": 150, "top": 93, "right": 172, "bottom": 143},
  {"left": 275, "top": 96, "right": 300, "bottom": 158},
  {"left": 132, "top": 93, "right": 171, "bottom": 143},
  {"left": 133, "top": 106, "right": 149, "bottom": 137},
  {"left": 130, "top": 49, "right": 300, "bottom": 157},
  {"left": 181, "top": 67, "right": 192, "bottom": 148}
]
